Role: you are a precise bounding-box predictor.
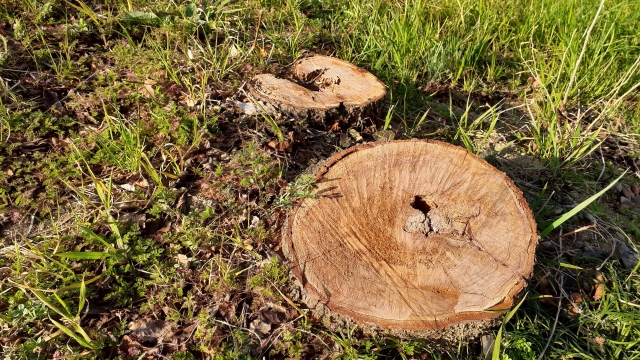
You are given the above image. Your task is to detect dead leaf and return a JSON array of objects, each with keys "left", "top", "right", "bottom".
[
  {"left": 156, "top": 221, "right": 172, "bottom": 234},
  {"left": 133, "top": 177, "right": 149, "bottom": 189},
  {"left": 229, "top": 44, "right": 240, "bottom": 58},
  {"left": 615, "top": 241, "right": 639, "bottom": 270},
  {"left": 327, "top": 122, "right": 341, "bottom": 133},
  {"left": 128, "top": 319, "right": 174, "bottom": 343},
  {"left": 339, "top": 133, "right": 352, "bottom": 148},
  {"left": 120, "top": 183, "right": 136, "bottom": 192},
  {"left": 259, "top": 46, "right": 268, "bottom": 58},
  {"left": 249, "top": 319, "right": 270, "bottom": 337},
  {"left": 570, "top": 292, "right": 584, "bottom": 303},
  {"left": 593, "top": 270, "right": 604, "bottom": 301},
  {"left": 138, "top": 79, "right": 157, "bottom": 99},
  {"left": 480, "top": 334, "right": 495, "bottom": 360},
  {"left": 348, "top": 128, "right": 362, "bottom": 142},
  {"left": 373, "top": 129, "right": 395, "bottom": 142},
  {"left": 266, "top": 139, "right": 292, "bottom": 152},
  {"left": 588, "top": 337, "right": 605, "bottom": 351},
  {"left": 218, "top": 302, "right": 235, "bottom": 323},
  {"left": 258, "top": 303, "right": 288, "bottom": 325},
  {"left": 176, "top": 254, "right": 189, "bottom": 267},
  {"left": 620, "top": 196, "right": 635, "bottom": 209}
]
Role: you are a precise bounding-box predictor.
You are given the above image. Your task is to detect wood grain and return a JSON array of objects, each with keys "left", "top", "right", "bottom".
[
  {"left": 248, "top": 55, "right": 386, "bottom": 125},
  {"left": 284, "top": 140, "right": 538, "bottom": 330}
]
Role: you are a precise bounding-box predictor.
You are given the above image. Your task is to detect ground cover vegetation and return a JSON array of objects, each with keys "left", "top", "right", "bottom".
[{"left": 0, "top": 0, "right": 639, "bottom": 358}]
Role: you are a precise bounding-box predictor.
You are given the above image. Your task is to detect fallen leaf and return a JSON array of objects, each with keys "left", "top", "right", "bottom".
[
  {"left": 373, "top": 129, "right": 395, "bottom": 142},
  {"left": 128, "top": 319, "right": 174, "bottom": 343},
  {"left": 480, "top": 334, "right": 495, "bottom": 360},
  {"left": 339, "top": 133, "right": 352, "bottom": 148},
  {"left": 348, "top": 128, "right": 362, "bottom": 142},
  {"left": 231, "top": 100, "right": 276, "bottom": 116},
  {"left": 133, "top": 177, "right": 149, "bottom": 189},
  {"left": 229, "top": 44, "right": 240, "bottom": 58},
  {"left": 249, "top": 319, "right": 270, "bottom": 337},
  {"left": 259, "top": 46, "right": 268, "bottom": 58},
  {"left": 615, "top": 241, "right": 639, "bottom": 270},
  {"left": 218, "top": 302, "right": 235, "bottom": 323},
  {"left": 176, "top": 254, "right": 189, "bottom": 267},
  {"left": 327, "top": 122, "right": 341, "bottom": 133},
  {"left": 593, "top": 270, "right": 604, "bottom": 301},
  {"left": 266, "top": 139, "right": 292, "bottom": 152},
  {"left": 120, "top": 183, "right": 136, "bottom": 192},
  {"left": 258, "top": 303, "right": 288, "bottom": 325},
  {"left": 138, "top": 79, "right": 157, "bottom": 99},
  {"left": 588, "top": 337, "right": 605, "bottom": 351}
]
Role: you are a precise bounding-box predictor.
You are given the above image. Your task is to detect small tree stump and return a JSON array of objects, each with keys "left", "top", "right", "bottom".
[
  {"left": 248, "top": 55, "right": 386, "bottom": 125},
  {"left": 283, "top": 140, "right": 537, "bottom": 337}
]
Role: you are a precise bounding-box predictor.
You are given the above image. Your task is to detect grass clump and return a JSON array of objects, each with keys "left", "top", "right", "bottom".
[{"left": 0, "top": 0, "right": 639, "bottom": 358}]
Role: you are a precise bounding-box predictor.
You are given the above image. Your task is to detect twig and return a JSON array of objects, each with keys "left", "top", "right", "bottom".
[
  {"left": 245, "top": 10, "right": 263, "bottom": 59},
  {"left": 596, "top": 147, "right": 606, "bottom": 182},
  {"left": 538, "top": 275, "right": 564, "bottom": 360},
  {"left": 546, "top": 223, "right": 596, "bottom": 241},
  {"left": 213, "top": 319, "right": 262, "bottom": 342}
]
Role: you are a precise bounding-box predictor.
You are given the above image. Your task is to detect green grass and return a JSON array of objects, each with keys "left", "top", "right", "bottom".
[{"left": 1, "top": 0, "right": 639, "bottom": 358}]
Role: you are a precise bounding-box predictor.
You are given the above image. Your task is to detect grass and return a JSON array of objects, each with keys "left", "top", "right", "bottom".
[{"left": 1, "top": 0, "right": 639, "bottom": 358}]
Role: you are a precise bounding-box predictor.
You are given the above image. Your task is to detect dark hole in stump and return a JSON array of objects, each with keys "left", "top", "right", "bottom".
[{"left": 411, "top": 195, "right": 432, "bottom": 214}]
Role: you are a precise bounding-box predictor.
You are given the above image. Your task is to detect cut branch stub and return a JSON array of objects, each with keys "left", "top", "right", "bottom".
[
  {"left": 248, "top": 55, "right": 386, "bottom": 125},
  {"left": 283, "top": 140, "right": 538, "bottom": 332}
]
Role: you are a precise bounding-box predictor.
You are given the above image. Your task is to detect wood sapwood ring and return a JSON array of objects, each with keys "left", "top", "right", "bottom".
[{"left": 282, "top": 139, "right": 538, "bottom": 333}]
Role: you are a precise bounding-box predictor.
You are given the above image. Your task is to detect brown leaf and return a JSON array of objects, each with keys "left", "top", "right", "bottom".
[
  {"left": 43, "top": 89, "right": 61, "bottom": 109},
  {"left": 138, "top": 79, "right": 157, "bottom": 99},
  {"left": 593, "top": 270, "right": 604, "bottom": 301},
  {"left": 156, "top": 221, "right": 172, "bottom": 234},
  {"left": 588, "top": 337, "right": 605, "bottom": 351},
  {"left": 373, "top": 129, "right": 395, "bottom": 142},
  {"left": 616, "top": 241, "right": 639, "bottom": 270},
  {"left": 133, "top": 177, "right": 149, "bottom": 189},
  {"left": 327, "top": 122, "right": 341, "bottom": 133},
  {"left": 218, "top": 302, "right": 235, "bottom": 323},
  {"left": 249, "top": 319, "right": 271, "bottom": 337},
  {"left": 258, "top": 303, "right": 288, "bottom": 325},
  {"left": 128, "top": 319, "right": 174, "bottom": 342},
  {"left": 620, "top": 196, "right": 635, "bottom": 209},
  {"left": 266, "top": 139, "right": 292, "bottom": 152},
  {"left": 570, "top": 292, "right": 584, "bottom": 303},
  {"left": 619, "top": 184, "right": 635, "bottom": 199},
  {"left": 176, "top": 254, "right": 189, "bottom": 267}
]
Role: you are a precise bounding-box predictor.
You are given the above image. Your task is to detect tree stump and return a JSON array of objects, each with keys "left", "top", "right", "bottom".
[
  {"left": 248, "top": 55, "right": 386, "bottom": 125},
  {"left": 283, "top": 140, "right": 538, "bottom": 338}
]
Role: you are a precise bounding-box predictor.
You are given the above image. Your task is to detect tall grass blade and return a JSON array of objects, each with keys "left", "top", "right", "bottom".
[
  {"left": 50, "top": 318, "right": 95, "bottom": 349},
  {"left": 540, "top": 170, "right": 627, "bottom": 237},
  {"left": 492, "top": 294, "right": 527, "bottom": 360}
]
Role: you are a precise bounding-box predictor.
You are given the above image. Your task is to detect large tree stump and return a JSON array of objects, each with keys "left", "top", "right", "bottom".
[
  {"left": 248, "top": 55, "right": 386, "bottom": 125},
  {"left": 283, "top": 140, "right": 538, "bottom": 338}
]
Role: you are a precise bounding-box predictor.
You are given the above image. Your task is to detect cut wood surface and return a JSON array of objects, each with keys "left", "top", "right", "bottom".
[
  {"left": 283, "top": 140, "right": 538, "bottom": 331},
  {"left": 248, "top": 55, "right": 386, "bottom": 124}
]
